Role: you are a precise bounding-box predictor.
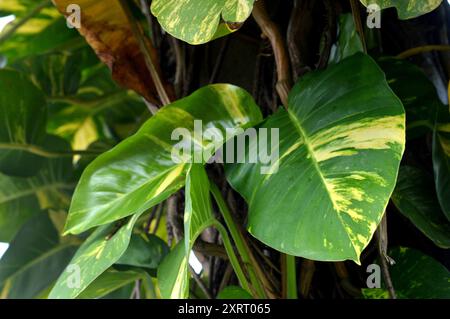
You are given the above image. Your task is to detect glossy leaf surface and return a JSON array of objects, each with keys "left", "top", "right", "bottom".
[{"left": 151, "top": 0, "right": 256, "bottom": 44}]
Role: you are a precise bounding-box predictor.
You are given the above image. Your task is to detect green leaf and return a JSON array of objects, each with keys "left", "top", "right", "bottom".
[
  {"left": 329, "top": 14, "right": 364, "bottom": 65},
  {"left": 12, "top": 51, "right": 82, "bottom": 97},
  {"left": 0, "top": 69, "right": 47, "bottom": 177},
  {"left": 363, "top": 247, "right": 450, "bottom": 298},
  {"left": 151, "top": 0, "right": 256, "bottom": 45},
  {"left": 226, "top": 53, "right": 405, "bottom": 263},
  {"left": 378, "top": 57, "right": 442, "bottom": 139},
  {"left": 77, "top": 269, "right": 150, "bottom": 299},
  {"left": 392, "top": 166, "right": 450, "bottom": 248},
  {"left": 433, "top": 105, "right": 450, "bottom": 220},
  {"left": 359, "top": 0, "right": 443, "bottom": 19},
  {"left": 0, "top": 135, "right": 75, "bottom": 242},
  {"left": 217, "top": 286, "right": 253, "bottom": 299},
  {"left": 48, "top": 213, "right": 142, "bottom": 299},
  {"left": 157, "top": 240, "right": 190, "bottom": 299},
  {"left": 116, "top": 233, "right": 169, "bottom": 270},
  {"left": 65, "top": 84, "right": 262, "bottom": 235},
  {"left": 0, "top": 212, "right": 77, "bottom": 298}
]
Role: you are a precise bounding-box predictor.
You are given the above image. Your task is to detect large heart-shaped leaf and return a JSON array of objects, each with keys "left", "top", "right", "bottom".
[
  {"left": 49, "top": 213, "right": 142, "bottom": 299},
  {"left": 0, "top": 135, "right": 75, "bottom": 242},
  {"left": 52, "top": 0, "right": 167, "bottom": 104},
  {"left": 363, "top": 247, "right": 450, "bottom": 299},
  {"left": 151, "top": 0, "right": 256, "bottom": 45},
  {"left": 65, "top": 84, "right": 262, "bottom": 235},
  {"left": 0, "top": 69, "right": 47, "bottom": 177},
  {"left": 392, "top": 166, "right": 450, "bottom": 248},
  {"left": 433, "top": 105, "right": 450, "bottom": 220},
  {"left": 0, "top": 212, "right": 77, "bottom": 298},
  {"left": 359, "top": 0, "right": 442, "bottom": 19},
  {"left": 226, "top": 53, "right": 405, "bottom": 263}
]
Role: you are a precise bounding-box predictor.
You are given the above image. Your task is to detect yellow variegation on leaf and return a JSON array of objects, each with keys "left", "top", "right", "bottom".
[
  {"left": 151, "top": 0, "right": 256, "bottom": 45},
  {"left": 226, "top": 53, "right": 406, "bottom": 263}
]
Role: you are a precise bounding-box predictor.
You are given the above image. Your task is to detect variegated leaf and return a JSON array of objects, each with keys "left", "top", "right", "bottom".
[
  {"left": 65, "top": 84, "right": 262, "bottom": 234},
  {"left": 359, "top": 0, "right": 442, "bottom": 19},
  {"left": 49, "top": 213, "right": 141, "bottom": 299},
  {"left": 226, "top": 53, "right": 405, "bottom": 263},
  {"left": 151, "top": 0, "right": 256, "bottom": 45}
]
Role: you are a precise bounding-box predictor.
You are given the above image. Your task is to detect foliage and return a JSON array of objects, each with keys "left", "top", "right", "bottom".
[{"left": 0, "top": 0, "right": 449, "bottom": 300}]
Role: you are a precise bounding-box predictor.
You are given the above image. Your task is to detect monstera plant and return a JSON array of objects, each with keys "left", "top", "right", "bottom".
[{"left": 0, "top": 0, "right": 449, "bottom": 300}]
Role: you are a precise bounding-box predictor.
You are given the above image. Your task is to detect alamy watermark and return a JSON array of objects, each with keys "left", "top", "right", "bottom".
[
  {"left": 366, "top": 4, "right": 381, "bottom": 29},
  {"left": 171, "top": 120, "right": 280, "bottom": 175},
  {"left": 366, "top": 263, "right": 381, "bottom": 288},
  {"left": 66, "top": 4, "right": 81, "bottom": 29}
]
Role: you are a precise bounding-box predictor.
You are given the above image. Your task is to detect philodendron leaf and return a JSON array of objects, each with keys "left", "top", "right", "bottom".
[
  {"left": 158, "top": 164, "right": 217, "bottom": 299},
  {"left": 0, "top": 69, "right": 47, "bottom": 177},
  {"left": 52, "top": 0, "right": 167, "bottom": 104},
  {"left": 65, "top": 84, "right": 262, "bottom": 235},
  {"left": 151, "top": 0, "right": 256, "bottom": 45},
  {"left": 226, "top": 53, "right": 405, "bottom": 263},
  {"left": 359, "top": 0, "right": 442, "bottom": 19},
  {"left": 0, "top": 212, "right": 77, "bottom": 299},
  {"left": 363, "top": 247, "right": 450, "bottom": 299},
  {"left": 49, "top": 213, "right": 141, "bottom": 299},
  {"left": 392, "top": 166, "right": 450, "bottom": 248},
  {"left": 433, "top": 105, "right": 450, "bottom": 220},
  {"left": 0, "top": 135, "right": 75, "bottom": 242}
]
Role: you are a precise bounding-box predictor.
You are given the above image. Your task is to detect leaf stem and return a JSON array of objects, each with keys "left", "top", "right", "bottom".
[
  {"left": 212, "top": 221, "right": 252, "bottom": 296},
  {"left": 284, "top": 254, "right": 298, "bottom": 299},
  {"left": 210, "top": 182, "right": 268, "bottom": 298}
]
